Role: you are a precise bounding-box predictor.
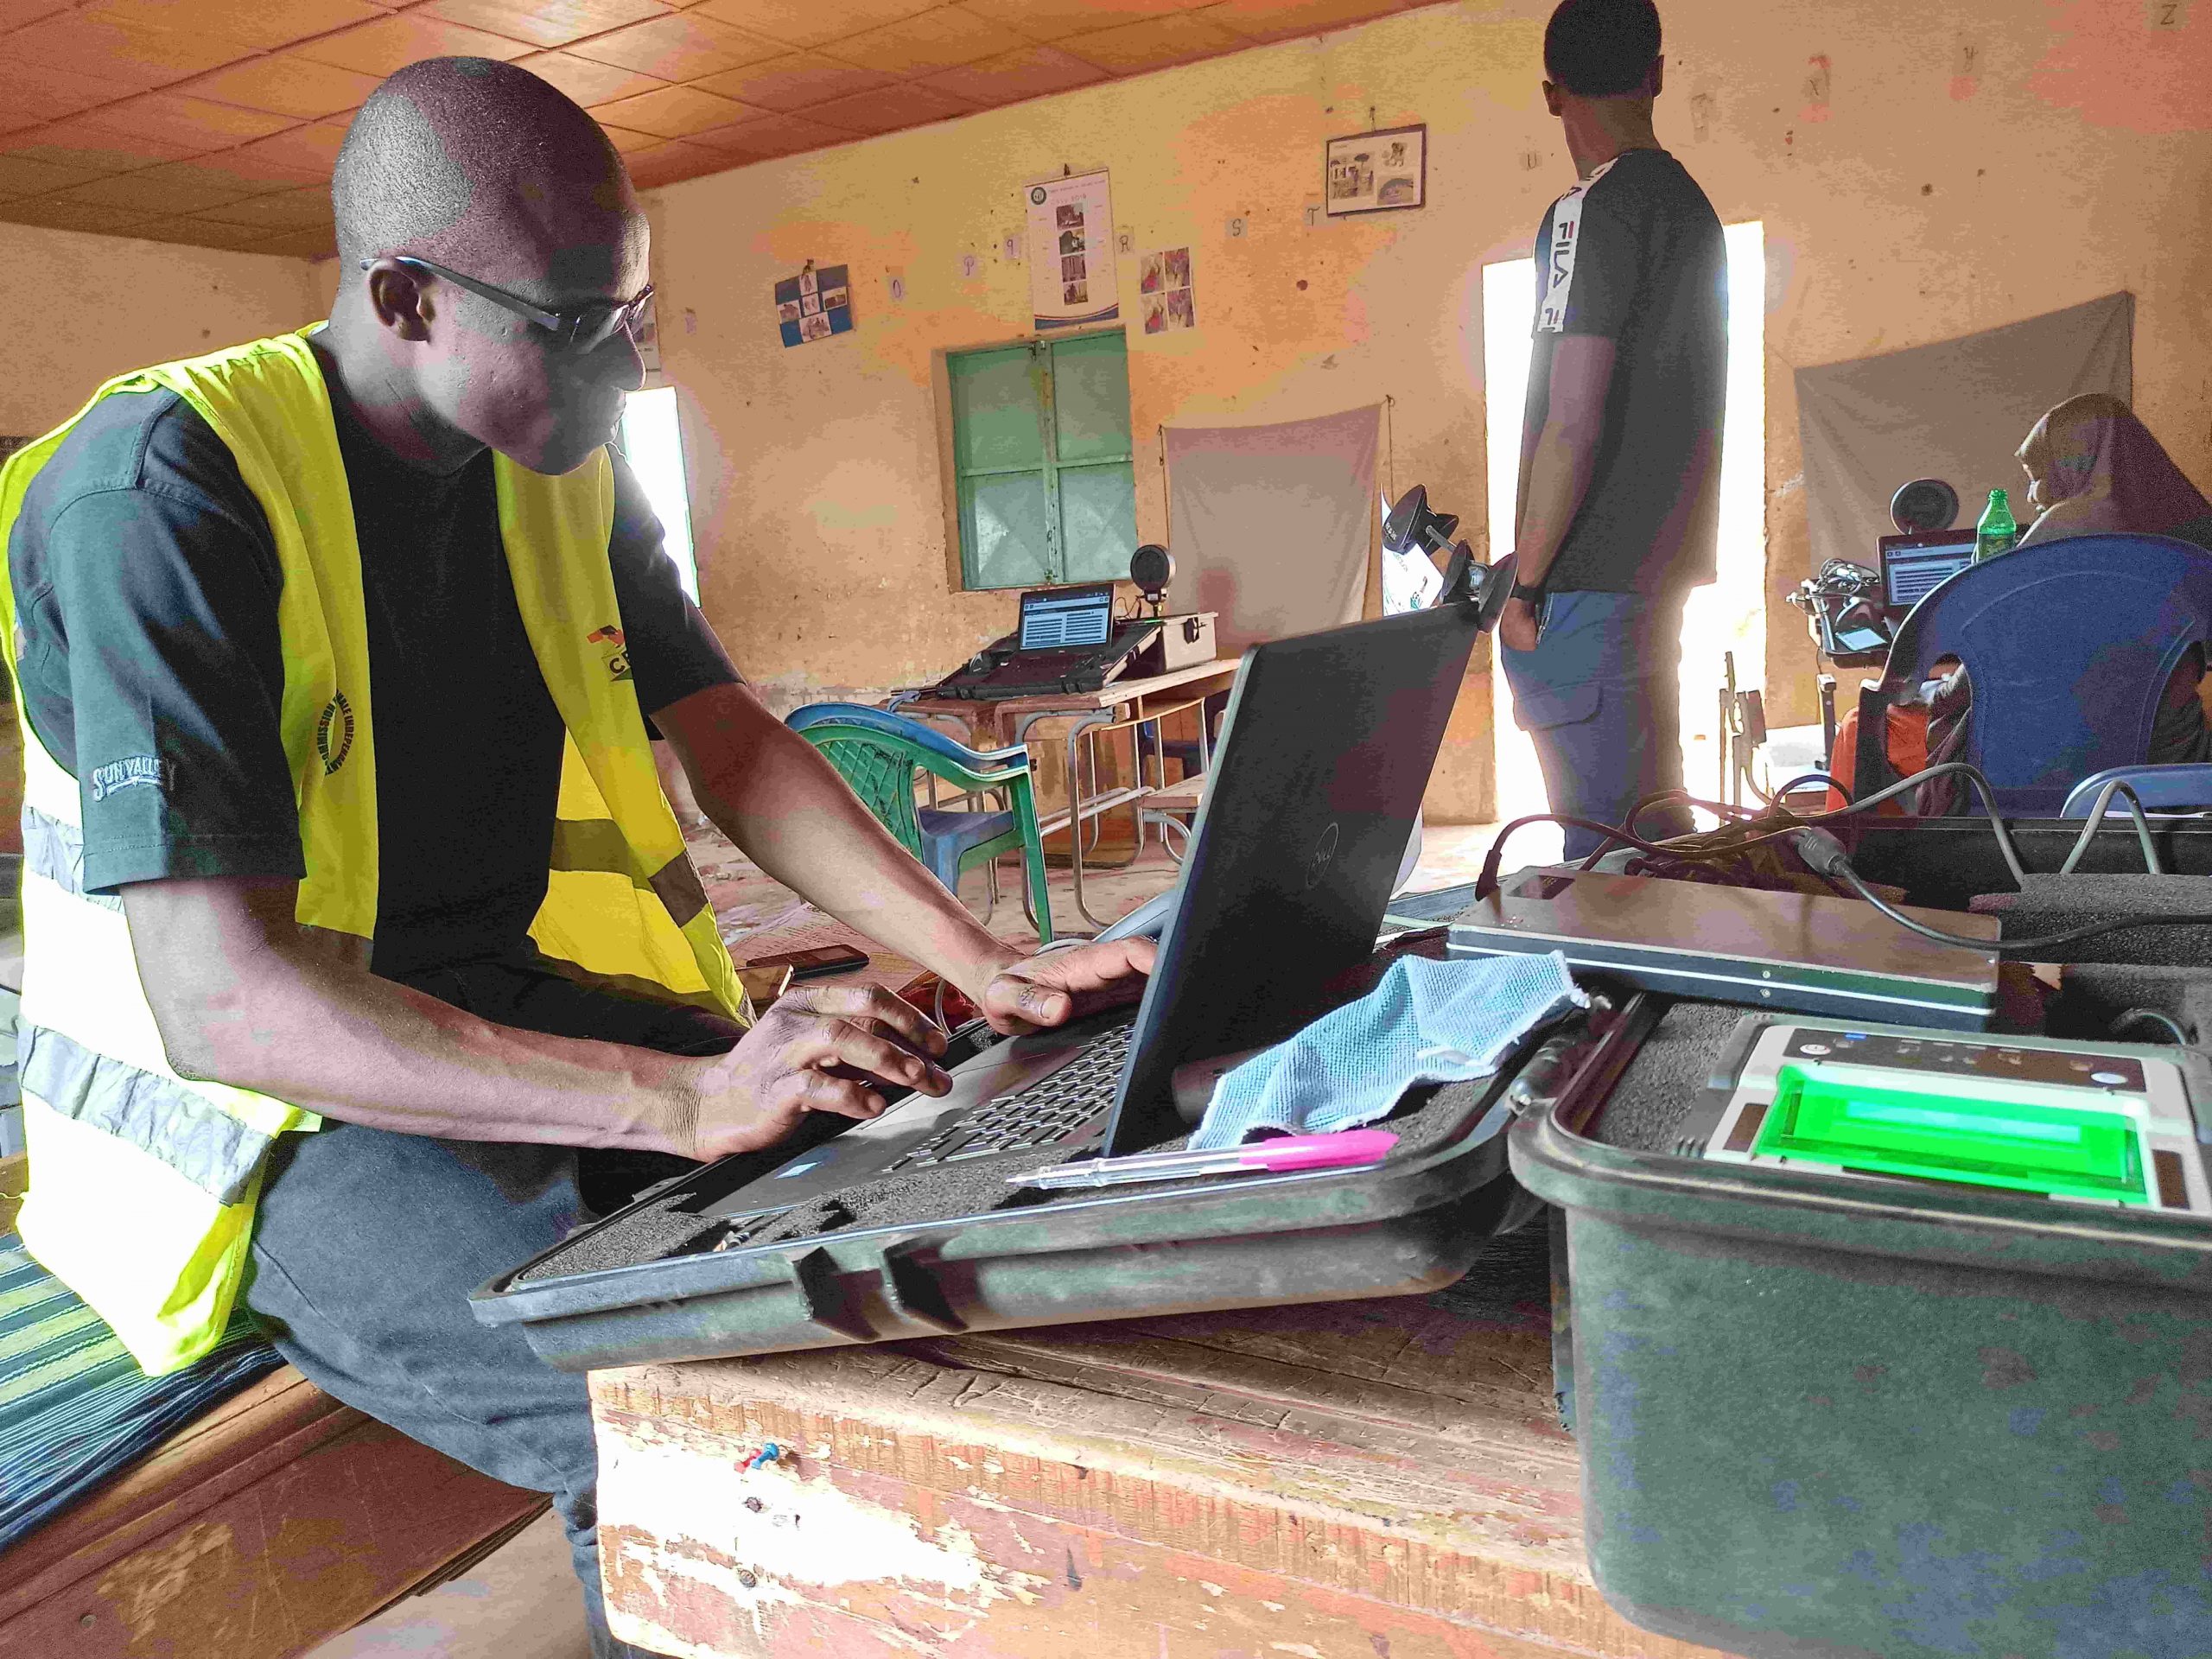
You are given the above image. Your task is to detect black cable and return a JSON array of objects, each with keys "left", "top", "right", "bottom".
[
  {"left": 1794, "top": 827, "right": 2212, "bottom": 957},
  {"left": 1478, "top": 759, "right": 2026, "bottom": 899}
]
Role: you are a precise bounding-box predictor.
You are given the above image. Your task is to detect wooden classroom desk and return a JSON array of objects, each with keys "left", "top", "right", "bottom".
[
  {"left": 899, "top": 660, "right": 1238, "bottom": 932},
  {"left": 588, "top": 1230, "right": 1743, "bottom": 1659}
]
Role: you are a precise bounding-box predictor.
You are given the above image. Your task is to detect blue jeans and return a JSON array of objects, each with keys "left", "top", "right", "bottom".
[
  {"left": 1499, "top": 588, "right": 1691, "bottom": 862},
  {"left": 243, "top": 954, "right": 743, "bottom": 1659}
]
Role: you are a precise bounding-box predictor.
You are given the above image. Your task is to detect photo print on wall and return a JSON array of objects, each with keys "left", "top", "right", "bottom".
[
  {"left": 775, "top": 261, "right": 854, "bottom": 347},
  {"left": 1325, "top": 124, "right": 1427, "bottom": 217},
  {"left": 1140, "top": 246, "right": 1195, "bottom": 334}
]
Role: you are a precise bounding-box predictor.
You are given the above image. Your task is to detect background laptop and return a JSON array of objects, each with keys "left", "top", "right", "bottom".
[
  {"left": 1016, "top": 582, "right": 1116, "bottom": 651},
  {"left": 695, "top": 602, "right": 1486, "bottom": 1220},
  {"left": 1878, "top": 529, "right": 1978, "bottom": 620}
]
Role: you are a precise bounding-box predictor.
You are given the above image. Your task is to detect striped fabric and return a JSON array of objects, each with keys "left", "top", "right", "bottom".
[{"left": 0, "top": 1231, "right": 283, "bottom": 1550}]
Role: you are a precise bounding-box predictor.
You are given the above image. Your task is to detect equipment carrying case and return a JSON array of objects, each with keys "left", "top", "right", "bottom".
[
  {"left": 1513, "top": 988, "right": 2212, "bottom": 1659},
  {"left": 470, "top": 934, "right": 1551, "bottom": 1373}
]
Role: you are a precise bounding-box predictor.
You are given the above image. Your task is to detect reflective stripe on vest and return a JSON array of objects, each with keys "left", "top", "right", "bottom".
[{"left": 0, "top": 331, "right": 746, "bottom": 1375}]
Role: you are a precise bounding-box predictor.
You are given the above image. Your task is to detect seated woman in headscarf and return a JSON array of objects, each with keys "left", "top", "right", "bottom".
[{"left": 1826, "top": 395, "right": 2212, "bottom": 811}]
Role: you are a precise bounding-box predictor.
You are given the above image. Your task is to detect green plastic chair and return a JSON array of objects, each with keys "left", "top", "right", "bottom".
[{"left": 785, "top": 703, "right": 1054, "bottom": 944}]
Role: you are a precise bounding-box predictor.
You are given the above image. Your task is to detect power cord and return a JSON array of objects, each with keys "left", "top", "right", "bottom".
[
  {"left": 1789, "top": 825, "right": 2212, "bottom": 957},
  {"left": 1478, "top": 759, "right": 2031, "bottom": 899}
]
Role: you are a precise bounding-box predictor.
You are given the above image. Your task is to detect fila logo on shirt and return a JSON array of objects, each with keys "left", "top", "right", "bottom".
[
  {"left": 587, "top": 624, "right": 633, "bottom": 683},
  {"left": 1536, "top": 156, "right": 1619, "bottom": 334}
]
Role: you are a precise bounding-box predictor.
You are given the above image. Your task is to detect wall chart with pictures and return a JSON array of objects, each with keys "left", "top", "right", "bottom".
[
  {"left": 1025, "top": 169, "right": 1117, "bottom": 330},
  {"left": 1140, "top": 246, "right": 1194, "bottom": 334},
  {"left": 1325, "top": 124, "right": 1427, "bottom": 216},
  {"left": 775, "top": 263, "right": 852, "bottom": 346}
]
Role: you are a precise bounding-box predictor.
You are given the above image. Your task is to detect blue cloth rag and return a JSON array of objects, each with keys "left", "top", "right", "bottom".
[{"left": 1190, "top": 951, "right": 1587, "bottom": 1149}]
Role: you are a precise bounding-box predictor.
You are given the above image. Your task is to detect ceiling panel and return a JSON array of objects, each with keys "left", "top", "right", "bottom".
[
  {"left": 9, "top": 10, "right": 261, "bottom": 87},
  {"left": 53, "top": 167, "right": 254, "bottom": 212},
  {"left": 3, "top": 124, "right": 199, "bottom": 169},
  {"left": 73, "top": 92, "right": 299, "bottom": 149},
  {"left": 0, "top": 0, "right": 1453, "bottom": 257},
  {"left": 1059, "top": 12, "right": 1245, "bottom": 73},
  {"left": 1208, "top": 0, "right": 1404, "bottom": 41},
  {"left": 511, "top": 48, "right": 666, "bottom": 105},
  {"left": 957, "top": 0, "right": 1207, "bottom": 41},
  {"left": 79, "top": 1, "right": 389, "bottom": 52},
  {"left": 687, "top": 0, "right": 938, "bottom": 53},
  {"left": 804, "top": 79, "right": 973, "bottom": 137},
  {"left": 0, "top": 196, "right": 143, "bottom": 233},
  {"left": 181, "top": 54, "right": 385, "bottom": 118},
  {"left": 918, "top": 44, "right": 1106, "bottom": 105},
  {"left": 422, "top": 0, "right": 672, "bottom": 51},
  {"left": 562, "top": 11, "right": 781, "bottom": 79},
  {"left": 0, "top": 154, "right": 107, "bottom": 199},
  {"left": 692, "top": 51, "right": 898, "bottom": 113},
  {"left": 590, "top": 81, "right": 756, "bottom": 137},
  {"left": 825, "top": 8, "right": 1033, "bottom": 78},
  {"left": 289, "top": 13, "right": 537, "bottom": 76}
]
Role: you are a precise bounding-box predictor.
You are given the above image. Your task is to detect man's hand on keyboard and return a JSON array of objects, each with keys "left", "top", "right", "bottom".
[
  {"left": 980, "top": 938, "right": 1158, "bottom": 1036},
  {"left": 686, "top": 983, "right": 953, "bottom": 1160}
]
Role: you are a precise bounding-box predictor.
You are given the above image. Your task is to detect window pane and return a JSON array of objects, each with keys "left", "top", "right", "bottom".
[
  {"left": 615, "top": 386, "right": 697, "bottom": 600},
  {"left": 962, "top": 472, "right": 1053, "bottom": 588},
  {"left": 1058, "top": 461, "right": 1137, "bottom": 582},
  {"left": 1050, "top": 334, "right": 1132, "bottom": 465},
  {"left": 950, "top": 346, "right": 1045, "bottom": 473}
]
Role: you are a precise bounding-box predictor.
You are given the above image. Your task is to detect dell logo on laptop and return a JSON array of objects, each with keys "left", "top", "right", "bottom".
[{"left": 1304, "top": 823, "right": 1341, "bottom": 889}]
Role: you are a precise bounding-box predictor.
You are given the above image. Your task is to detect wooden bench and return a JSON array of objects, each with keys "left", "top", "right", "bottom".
[
  {"left": 1, "top": 1154, "right": 547, "bottom": 1659},
  {"left": 588, "top": 1233, "right": 1743, "bottom": 1658}
]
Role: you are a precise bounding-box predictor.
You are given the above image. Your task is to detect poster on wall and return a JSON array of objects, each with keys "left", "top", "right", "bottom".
[
  {"left": 1139, "top": 246, "right": 1194, "bottom": 334},
  {"left": 1324, "top": 124, "right": 1426, "bottom": 217},
  {"left": 1024, "top": 170, "right": 1117, "bottom": 330},
  {"left": 775, "top": 262, "right": 853, "bottom": 346}
]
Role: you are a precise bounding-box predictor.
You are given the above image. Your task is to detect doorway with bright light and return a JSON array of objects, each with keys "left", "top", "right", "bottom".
[{"left": 1480, "top": 221, "right": 1767, "bottom": 863}]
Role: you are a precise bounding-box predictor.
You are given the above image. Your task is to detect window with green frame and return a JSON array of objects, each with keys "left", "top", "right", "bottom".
[{"left": 947, "top": 332, "right": 1137, "bottom": 590}]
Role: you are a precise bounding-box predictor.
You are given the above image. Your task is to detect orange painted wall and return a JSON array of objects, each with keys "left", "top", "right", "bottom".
[{"left": 632, "top": 0, "right": 2210, "bottom": 821}]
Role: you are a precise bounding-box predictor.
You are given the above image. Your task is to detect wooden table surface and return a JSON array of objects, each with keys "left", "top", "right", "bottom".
[
  {"left": 899, "top": 658, "right": 1237, "bottom": 749},
  {"left": 589, "top": 1230, "right": 1744, "bottom": 1659}
]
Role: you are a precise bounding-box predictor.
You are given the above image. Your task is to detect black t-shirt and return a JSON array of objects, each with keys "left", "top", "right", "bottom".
[
  {"left": 10, "top": 382, "right": 739, "bottom": 976},
  {"left": 1524, "top": 148, "right": 1727, "bottom": 594}
]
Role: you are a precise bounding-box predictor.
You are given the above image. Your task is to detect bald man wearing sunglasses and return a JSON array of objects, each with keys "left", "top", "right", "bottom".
[{"left": 3, "top": 57, "right": 1148, "bottom": 1659}]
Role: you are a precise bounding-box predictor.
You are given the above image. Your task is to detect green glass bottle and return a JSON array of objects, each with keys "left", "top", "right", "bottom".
[{"left": 1974, "top": 487, "right": 2018, "bottom": 563}]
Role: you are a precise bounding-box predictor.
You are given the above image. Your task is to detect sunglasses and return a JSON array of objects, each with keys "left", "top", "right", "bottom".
[{"left": 362, "top": 255, "right": 653, "bottom": 354}]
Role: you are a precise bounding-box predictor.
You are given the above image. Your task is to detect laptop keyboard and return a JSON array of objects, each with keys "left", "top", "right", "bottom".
[{"left": 883, "top": 1022, "right": 1133, "bottom": 1173}]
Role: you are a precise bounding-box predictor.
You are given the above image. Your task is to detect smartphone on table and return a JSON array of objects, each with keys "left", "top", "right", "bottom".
[{"left": 743, "top": 943, "right": 871, "bottom": 982}]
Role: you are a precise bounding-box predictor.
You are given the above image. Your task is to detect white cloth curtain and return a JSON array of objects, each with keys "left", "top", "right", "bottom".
[
  {"left": 1795, "top": 294, "right": 2133, "bottom": 574},
  {"left": 1164, "top": 404, "right": 1380, "bottom": 656}
]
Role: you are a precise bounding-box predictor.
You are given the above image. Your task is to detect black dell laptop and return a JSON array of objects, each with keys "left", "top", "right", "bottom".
[
  {"left": 681, "top": 601, "right": 1487, "bottom": 1218},
  {"left": 473, "top": 601, "right": 1519, "bottom": 1367}
]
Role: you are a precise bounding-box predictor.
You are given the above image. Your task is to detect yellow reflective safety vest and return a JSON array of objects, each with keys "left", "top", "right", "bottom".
[{"left": 0, "top": 332, "right": 746, "bottom": 1376}]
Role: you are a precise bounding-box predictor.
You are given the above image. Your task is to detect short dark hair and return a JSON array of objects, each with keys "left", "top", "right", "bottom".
[
  {"left": 333, "top": 56, "right": 627, "bottom": 274},
  {"left": 1544, "top": 0, "right": 1662, "bottom": 98}
]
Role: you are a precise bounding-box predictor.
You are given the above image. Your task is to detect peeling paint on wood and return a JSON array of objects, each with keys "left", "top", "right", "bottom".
[{"left": 593, "top": 1273, "right": 1743, "bottom": 1658}]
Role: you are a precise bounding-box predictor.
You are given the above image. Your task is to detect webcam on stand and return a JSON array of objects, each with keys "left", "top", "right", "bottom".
[{"left": 1382, "top": 485, "right": 1517, "bottom": 631}]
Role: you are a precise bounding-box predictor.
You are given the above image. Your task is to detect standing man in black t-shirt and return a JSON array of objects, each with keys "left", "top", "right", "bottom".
[
  {"left": 8, "top": 59, "right": 1151, "bottom": 1659},
  {"left": 1497, "top": 0, "right": 1727, "bottom": 858}
]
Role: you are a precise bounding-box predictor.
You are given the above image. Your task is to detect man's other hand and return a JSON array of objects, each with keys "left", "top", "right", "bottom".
[
  {"left": 690, "top": 983, "right": 952, "bottom": 1160},
  {"left": 1497, "top": 594, "right": 1541, "bottom": 652},
  {"left": 981, "top": 937, "right": 1158, "bottom": 1036}
]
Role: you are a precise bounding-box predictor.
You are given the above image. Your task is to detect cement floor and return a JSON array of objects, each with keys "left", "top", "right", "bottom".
[{"left": 304, "top": 821, "right": 1510, "bottom": 1657}]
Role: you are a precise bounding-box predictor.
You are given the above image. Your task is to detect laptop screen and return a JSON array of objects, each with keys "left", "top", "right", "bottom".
[
  {"left": 1018, "top": 585, "right": 1115, "bottom": 652},
  {"left": 1880, "top": 533, "right": 1977, "bottom": 613}
]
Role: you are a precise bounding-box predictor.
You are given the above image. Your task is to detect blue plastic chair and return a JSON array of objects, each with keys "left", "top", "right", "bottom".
[
  {"left": 785, "top": 703, "right": 1053, "bottom": 942},
  {"left": 1861, "top": 534, "right": 2212, "bottom": 815},
  {"left": 2060, "top": 765, "right": 2212, "bottom": 817}
]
